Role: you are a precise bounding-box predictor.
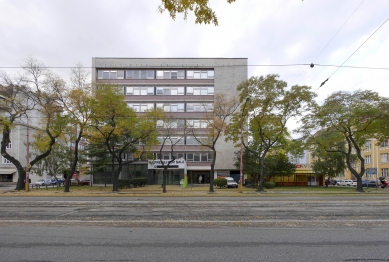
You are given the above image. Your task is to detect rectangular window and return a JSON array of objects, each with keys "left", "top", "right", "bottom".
[
  {"left": 186, "top": 70, "right": 214, "bottom": 79},
  {"left": 128, "top": 103, "right": 154, "bottom": 112},
  {"left": 156, "top": 103, "right": 184, "bottom": 112},
  {"left": 381, "top": 153, "right": 388, "bottom": 163},
  {"left": 365, "top": 140, "right": 371, "bottom": 150},
  {"left": 186, "top": 86, "right": 214, "bottom": 95},
  {"left": 365, "top": 155, "right": 371, "bottom": 164},
  {"left": 155, "top": 86, "right": 185, "bottom": 95},
  {"left": 126, "top": 87, "right": 154, "bottom": 96},
  {"left": 126, "top": 70, "right": 154, "bottom": 79},
  {"left": 382, "top": 168, "right": 388, "bottom": 177},
  {"left": 381, "top": 139, "right": 388, "bottom": 147},
  {"left": 2, "top": 157, "right": 11, "bottom": 164},
  {"left": 97, "top": 70, "right": 124, "bottom": 79}
]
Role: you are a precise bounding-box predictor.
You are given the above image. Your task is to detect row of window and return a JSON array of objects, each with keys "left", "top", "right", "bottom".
[
  {"left": 125, "top": 86, "right": 214, "bottom": 96},
  {"left": 97, "top": 69, "right": 215, "bottom": 80},
  {"left": 365, "top": 139, "right": 388, "bottom": 150},
  {"left": 156, "top": 152, "right": 213, "bottom": 162},
  {"left": 127, "top": 103, "right": 214, "bottom": 112},
  {"left": 156, "top": 119, "right": 211, "bottom": 129},
  {"left": 157, "top": 136, "right": 209, "bottom": 145},
  {"left": 365, "top": 153, "right": 388, "bottom": 163}
]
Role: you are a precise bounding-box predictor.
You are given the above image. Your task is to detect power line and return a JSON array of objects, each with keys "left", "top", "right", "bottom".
[
  {"left": 0, "top": 63, "right": 388, "bottom": 70},
  {"left": 316, "top": 17, "right": 389, "bottom": 91}
]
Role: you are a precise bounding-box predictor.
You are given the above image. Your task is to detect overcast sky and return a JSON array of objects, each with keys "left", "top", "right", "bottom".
[{"left": 1, "top": 0, "right": 388, "bottom": 103}]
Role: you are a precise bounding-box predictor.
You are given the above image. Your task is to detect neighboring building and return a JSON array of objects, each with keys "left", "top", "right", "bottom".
[
  {"left": 92, "top": 57, "right": 248, "bottom": 185},
  {"left": 345, "top": 138, "right": 389, "bottom": 180}
]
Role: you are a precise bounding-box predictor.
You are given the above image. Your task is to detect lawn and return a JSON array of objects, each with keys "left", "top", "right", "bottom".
[{"left": 1, "top": 184, "right": 388, "bottom": 197}]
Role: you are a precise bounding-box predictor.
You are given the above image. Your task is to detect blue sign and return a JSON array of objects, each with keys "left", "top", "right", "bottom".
[{"left": 366, "top": 168, "right": 377, "bottom": 175}]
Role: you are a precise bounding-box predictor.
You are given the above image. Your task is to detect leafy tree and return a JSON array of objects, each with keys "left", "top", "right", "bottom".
[
  {"left": 159, "top": 0, "right": 236, "bottom": 25},
  {"left": 190, "top": 93, "right": 239, "bottom": 192},
  {"left": 50, "top": 65, "right": 94, "bottom": 192},
  {"left": 234, "top": 147, "right": 295, "bottom": 184},
  {"left": 0, "top": 58, "right": 65, "bottom": 190},
  {"left": 89, "top": 84, "right": 159, "bottom": 192},
  {"left": 299, "top": 90, "right": 388, "bottom": 192},
  {"left": 310, "top": 133, "right": 348, "bottom": 184},
  {"left": 229, "top": 74, "right": 316, "bottom": 192}
]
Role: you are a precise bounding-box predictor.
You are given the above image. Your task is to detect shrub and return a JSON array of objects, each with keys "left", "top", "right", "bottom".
[
  {"left": 214, "top": 178, "right": 227, "bottom": 188},
  {"left": 264, "top": 182, "right": 277, "bottom": 189},
  {"left": 118, "top": 177, "right": 148, "bottom": 188}
]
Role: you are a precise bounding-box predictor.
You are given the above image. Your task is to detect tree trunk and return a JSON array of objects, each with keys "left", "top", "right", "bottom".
[
  {"left": 209, "top": 150, "right": 216, "bottom": 193},
  {"left": 257, "top": 155, "right": 265, "bottom": 192},
  {"left": 163, "top": 167, "right": 167, "bottom": 193},
  {"left": 15, "top": 168, "right": 26, "bottom": 190}
]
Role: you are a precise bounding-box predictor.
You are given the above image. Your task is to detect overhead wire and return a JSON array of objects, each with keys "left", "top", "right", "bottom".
[{"left": 316, "top": 17, "right": 389, "bottom": 91}]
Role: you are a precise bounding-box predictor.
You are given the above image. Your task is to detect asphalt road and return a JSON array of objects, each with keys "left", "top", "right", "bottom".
[
  {"left": 2, "top": 196, "right": 389, "bottom": 261},
  {"left": 1, "top": 196, "right": 389, "bottom": 227},
  {"left": 1, "top": 226, "right": 389, "bottom": 262}
]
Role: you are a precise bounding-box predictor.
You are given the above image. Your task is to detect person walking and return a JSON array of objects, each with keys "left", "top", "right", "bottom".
[{"left": 198, "top": 175, "right": 203, "bottom": 184}]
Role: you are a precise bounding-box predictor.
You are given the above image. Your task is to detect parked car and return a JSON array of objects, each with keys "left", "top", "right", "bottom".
[
  {"left": 362, "top": 180, "right": 367, "bottom": 187},
  {"left": 51, "top": 178, "right": 65, "bottom": 186},
  {"left": 226, "top": 177, "right": 238, "bottom": 188},
  {"left": 367, "top": 180, "right": 378, "bottom": 188},
  {"left": 63, "top": 179, "right": 79, "bottom": 186},
  {"left": 34, "top": 179, "right": 51, "bottom": 186},
  {"left": 79, "top": 179, "right": 90, "bottom": 186},
  {"left": 336, "top": 180, "right": 357, "bottom": 187}
]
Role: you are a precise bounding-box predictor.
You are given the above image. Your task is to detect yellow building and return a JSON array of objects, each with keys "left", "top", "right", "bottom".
[{"left": 345, "top": 139, "right": 389, "bottom": 180}]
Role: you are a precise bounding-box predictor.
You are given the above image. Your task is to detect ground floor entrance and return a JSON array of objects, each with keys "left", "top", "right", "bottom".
[
  {"left": 154, "top": 170, "right": 181, "bottom": 185},
  {"left": 187, "top": 171, "right": 210, "bottom": 184}
]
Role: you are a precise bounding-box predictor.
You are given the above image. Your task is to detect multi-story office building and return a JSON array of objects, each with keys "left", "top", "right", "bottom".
[{"left": 92, "top": 58, "right": 248, "bottom": 185}]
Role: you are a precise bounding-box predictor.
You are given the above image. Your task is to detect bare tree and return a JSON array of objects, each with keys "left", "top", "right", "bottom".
[{"left": 190, "top": 93, "right": 239, "bottom": 192}]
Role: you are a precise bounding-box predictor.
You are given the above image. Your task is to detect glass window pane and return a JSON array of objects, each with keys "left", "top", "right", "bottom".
[
  {"left": 171, "top": 88, "right": 178, "bottom": 95},
  {"left": 163, "top": 88, "right": 170, "bottom": 95},
  {"left": 126, "top": 70, "right": 133, "bottom": 79},
  {"left": 194, "top": 153, "right": 200, "bottom": 161},
  {"left": 208, "top": 87, "right": 214, "bottom": 94},
  {"left": 148, "top": 70, "right": 154, "bottom": 79},
  {"left": 126, "top": 87, "right": 133, "bottom": 95},
  {"left": 187, "top": 87, "right": 193, "bottom": 94},
  {"left": 186, "top": 104, "right": 193, "bottom": 111},
  {"left": 201, "top": 88, "right": 207, "bottom": 95},
  {"left": 97, "top": 70, "right": 103, "bottom": 79},
  {"left": 110, "top": 71, "right": 117, "bottom": 79},
  {"left": 134, "top": 88, "right": 140, "bottom": 95},
  {"left": 141, "top": 105, "right": 147, "bottom": 112},
  {"left": 164, "top": 105, "right": 170, "bottom": 112},
  {"left": 156, "top": 71, "right": 163, "bottom": 79},
  {"left": 194, "top": 105, "right": 201, "bottom": 111},
  {"left": 148, "top": 104, "right": 154, "bottom": 110},
  {"left": 171, "top": 71, "right": 177, "bottom": 79},
  {"left": 141, "top": 88, "right": 147, "bottom": 95},
  {"left": 201, "top": 71, "right": 207, "bottom": 79},
  {"left": 156, "top": 103, "right": 163, "bottom": 109},
  {"left": 117, "top": 70, "right": 124, "bottom": 79},
  {"left": 171, "top": 105, "right": 178, "bottom": 112},
  {"left": 194, "top": 71, "right": 200, "bottom": 79},
  {"left": 141, "top": 70, "right": 147, "bottom": 79},
  {"left": 103, "top": 71, "right": 110, "bottom": 79},
  {"left": 186, "top": 71, "right": 193, "bottom": 79},
  {"left": 133, "top": 70, "right": 140, "bottom": 79},
  {"left": 156, "top": 87, "right": 163, "bottom": 95},
  {"left": 148, "top": 87, "right": 154, "bottom": 95},
  {"left": 187, "top": 153, "right": 193, "bottom": 161},
  {"left": 201, "top": 154, "right": 207, "bottom": 162},
  {"left": 194, "top": 88, "right": 201, "bottom": 95},
  {"left": 178, "top": 87, "right": 184, "bottom": 95},
  {"left": 178, "top": 70, "right": 185, "bottom": 79},
  {"left": 178, "top": 104, "right": 184, "bottom": 111},
  {"left": 208, "top": 70, "right": 214, "bottom": 79},
  {"left": 164, "top": 71, "right": 171, "bottom": 79}
]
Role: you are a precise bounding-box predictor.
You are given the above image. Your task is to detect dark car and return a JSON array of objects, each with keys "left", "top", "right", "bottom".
[
  {"left": 366, "top": 180, "right": 378, "bottom": 188},
  {"left": 51, "top": 178, "right": 65, "bottom": 185},
  {"left": 361, "top": 180, "right": 367, "bottom": 187},
  {"left": 79, "top": 179, "right": 90, "bottom": 186}
]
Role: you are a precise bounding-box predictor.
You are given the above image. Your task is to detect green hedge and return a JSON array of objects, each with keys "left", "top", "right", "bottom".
[
  {"left": 264, "top": 182, "right": 277, "bottom": 189},
  {"left": 214, "top": 178, "right": 227, "bottom": 188},
  {"left": 118, "top": 177, "right": 148, "bottom": 189}
]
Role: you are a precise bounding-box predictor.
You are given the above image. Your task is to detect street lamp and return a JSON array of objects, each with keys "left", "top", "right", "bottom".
[{"left": 239, "top": 97, "right": 250, "bottom": 193}]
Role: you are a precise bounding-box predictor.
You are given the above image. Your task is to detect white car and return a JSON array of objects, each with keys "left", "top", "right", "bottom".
[
  {"left": 226, "top": 177, "right": 238, "bottom": 188},
  {"left": 34, "top": 179, "right": 51, "bottom": 186},
  {"left": 336, "top": 180, "right": 357, "bottom": 187}
]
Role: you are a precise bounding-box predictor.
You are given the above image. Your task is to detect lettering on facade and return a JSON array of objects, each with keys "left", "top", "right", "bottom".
[
  {"left": 295, "top": 164, "right": 312, "bottom": 169},
  {"left": 148, "top": 159, "right": 186, "bottom": 169}
]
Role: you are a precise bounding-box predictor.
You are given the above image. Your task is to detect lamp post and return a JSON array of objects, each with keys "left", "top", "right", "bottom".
[
  {"left": 239, "top": 97, "right": 250, "bottom": 193},
  {"left": 25, "top": 114, "right": 30, "bottom": 191}
]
